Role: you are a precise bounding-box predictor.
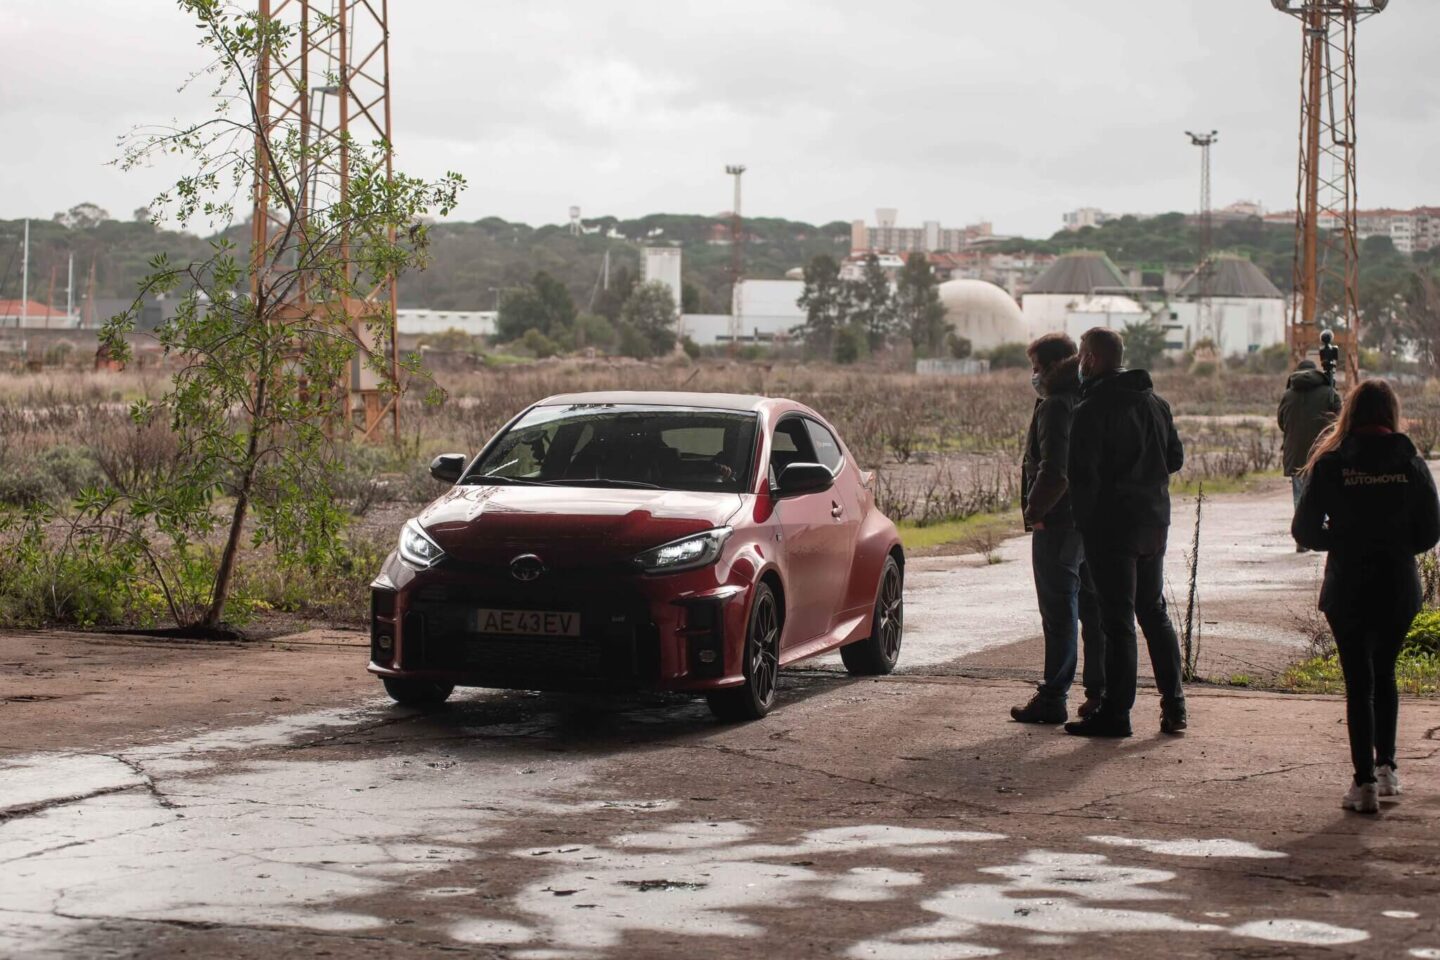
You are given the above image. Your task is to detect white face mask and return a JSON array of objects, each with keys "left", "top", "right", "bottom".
[{"left": 1031, "top": 373, "right": 1043, "bottom": 396}]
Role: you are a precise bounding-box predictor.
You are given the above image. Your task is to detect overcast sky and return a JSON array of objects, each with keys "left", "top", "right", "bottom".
[{"left": 3, "top": 1, "right": 1437, "bottom": 238}]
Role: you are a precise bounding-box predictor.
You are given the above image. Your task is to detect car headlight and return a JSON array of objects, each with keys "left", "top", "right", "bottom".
[
  {"left": 634, "top": 527, "right": 733, "bottom": 575},
  {"left": 398, "top": 519, "right": 446, "bottom": 569}
]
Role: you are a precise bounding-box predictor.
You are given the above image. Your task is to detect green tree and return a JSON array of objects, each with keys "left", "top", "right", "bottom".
[
  {"left": 798, "top": 254, "right": 846, "bottom": 357},
  {"left": 895, "top": 253, "right": 948, "bottom": 356},
  {"left": 847, "top": 254, "right": 897, "bottom": 352},
  {"left": 593, "top": 265, "right": 637, "bottom": 323},
  {"left": 99, "top": 0, "right": 464, "bottom": 630},
  {"left": 498, "top": 270, "right": 576, "bottom": 341},
  {"left": 618, "top": 281, "right": 678, "bottom": 358},
  {"left": 1120, "top": 320, "right": 1167, "bottom": 370}
]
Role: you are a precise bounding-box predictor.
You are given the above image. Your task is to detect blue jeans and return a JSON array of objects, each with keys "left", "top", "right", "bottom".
[
  {"left": 1292, "top": 473, "right": 1305, "bottom": 508},
  {"left": 1032, "top": 527, "right": 1106, "bottom": 702}
]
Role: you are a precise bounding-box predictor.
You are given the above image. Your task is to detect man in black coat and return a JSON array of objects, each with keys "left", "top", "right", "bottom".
[
  {"left": 1011, "top": 333, "right": 1106, "bottom": 724},
  {"left": 1278, "top": 360, "right": 1341, "bottom": 548},
  {"left": 1063, "top": 327, "right": 1187, "bottom": 738}
]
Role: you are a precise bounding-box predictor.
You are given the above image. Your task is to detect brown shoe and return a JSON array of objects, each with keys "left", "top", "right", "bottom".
[{"left": 1078, "top": 697, "right": 1103, "bottom": 719}]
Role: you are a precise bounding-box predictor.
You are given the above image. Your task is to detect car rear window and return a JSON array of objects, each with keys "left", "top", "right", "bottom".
[{"left": 467, "top": 405, "right": 759, "bottom": 493}]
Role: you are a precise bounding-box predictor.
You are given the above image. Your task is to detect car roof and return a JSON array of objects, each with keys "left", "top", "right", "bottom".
[{"left": 535, "top": 391, "right": 790, "bottom": 413}]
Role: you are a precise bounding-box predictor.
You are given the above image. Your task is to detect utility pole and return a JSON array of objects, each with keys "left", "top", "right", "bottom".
[
  {"left": 20, "top": 219, "right": 29, "bottom": 327},
  {"left": 1187, "top": 130, "right": 1218, "bottom": 342},
  {"left": 66, "top": 253, "right": 74, "bottom": 324},
  {"left": 1273, "top": 0, "right": 1387, "bottom": 383},
  {"left": 725, "top": 164, "right": 746, "bottom": 351}
]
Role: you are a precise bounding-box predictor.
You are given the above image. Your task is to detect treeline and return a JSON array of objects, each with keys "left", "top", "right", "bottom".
[
  {"left": 796, "top": 253, "right": 953, "bottom": 363},
  {"left": 0, "top": 208, "right": 849, "bottom": 317}
]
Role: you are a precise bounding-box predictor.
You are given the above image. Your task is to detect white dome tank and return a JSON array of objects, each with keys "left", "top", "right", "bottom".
[{"left": 937, "top": 279, "right": 1028, "bottom": 352}]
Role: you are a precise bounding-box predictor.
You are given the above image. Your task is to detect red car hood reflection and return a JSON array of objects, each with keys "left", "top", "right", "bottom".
[{"left": 417, "top": 485, "right": 746, "bottom": 567}]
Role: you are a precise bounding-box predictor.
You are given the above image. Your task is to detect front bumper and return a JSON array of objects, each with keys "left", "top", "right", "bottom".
[{"left": 367, "top": 554, "right": 754, "bottom": 693}]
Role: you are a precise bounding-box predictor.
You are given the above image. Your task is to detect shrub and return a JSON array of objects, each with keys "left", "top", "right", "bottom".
[
  {"left": 522, "top": 328, "right": 561, "bottom": 359},
  {"left": 681, "top": 336, "right": 701, "bottom": 360},
  {"left": 1190, "top": 360, "right": 1219, "bottom": 378},
  {"left": 1406, "top": 609, "right": 1440, "bottom": 656},
  {"left": 983, "top": 342, "right": 1029, "bottom": 370}
]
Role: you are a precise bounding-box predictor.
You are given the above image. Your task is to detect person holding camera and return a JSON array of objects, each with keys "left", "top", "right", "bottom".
[
  {"left": 1292, "top": 379, "right": 1440, "bottom": 813},
  {"left": 1278, "top": 358, "right": 1342, "bottom": 525}
]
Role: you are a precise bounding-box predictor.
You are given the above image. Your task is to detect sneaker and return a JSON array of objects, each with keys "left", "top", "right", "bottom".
[
  {"left": 1011, "top": 694, "right": 1067, "bottom": 725},
  {"left": 1342, "top": 781, "right": 1379, "bottom": 814},
  {"left": 1064, "top": 711, "right": 1132, "bottom": 738},
  {"left": 1377, "top": 764, "right": 1401, "bottom": 797},
  {"left": 1078, "top": 697, "right": 1103, "bottom": 719},
  {"left": 1160, "top": 702, "right": 1188, "bottom": 735}
]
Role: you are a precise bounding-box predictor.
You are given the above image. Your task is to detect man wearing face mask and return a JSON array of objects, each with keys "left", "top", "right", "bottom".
[
  {"left": 1012, "top": 333, "right": 1107, "bottom": 724},
  {"left": 1064, "top": 327, "right": 1187, "bottom": 738}
]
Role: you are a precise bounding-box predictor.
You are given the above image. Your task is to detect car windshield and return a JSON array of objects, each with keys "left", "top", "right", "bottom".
[{"left": 465, "top": 404, "right": 759, "bottom": 494}]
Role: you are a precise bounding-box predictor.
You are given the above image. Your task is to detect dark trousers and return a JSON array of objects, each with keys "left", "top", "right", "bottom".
[
  {"left": 1325, "top": 614, "right": 1407, "bottom": 785},
  {"left": 1084, "top": 526, "right": 1185, "bottom": 716},
  {"left": 1031, "top": 527, "right": 1106, "bottom": 701}
]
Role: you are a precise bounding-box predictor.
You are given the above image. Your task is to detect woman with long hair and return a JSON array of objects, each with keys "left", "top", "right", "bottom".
[{"left": 1294, "top": 379, "right": 1440, "bottom": 814}]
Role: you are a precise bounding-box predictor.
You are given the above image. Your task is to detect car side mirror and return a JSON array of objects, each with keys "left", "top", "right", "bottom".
[
  {"left": 775, "top": 462, "right": 834, "bottom": 498},
  {"left": 429, "top": 453, "right": 467, "bottom": 484}
]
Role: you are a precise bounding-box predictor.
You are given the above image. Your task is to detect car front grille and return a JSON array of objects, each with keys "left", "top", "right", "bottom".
[{"left": 398, "top": 572, "right": 660, "bottom": 688}]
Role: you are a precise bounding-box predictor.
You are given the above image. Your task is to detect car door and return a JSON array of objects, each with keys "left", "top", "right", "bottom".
[
  {"left": 804, "top": 418, "right": 865, "bottom": 624},
  {"left": 770, "top": 416, "right": 850, "bottom": 648}
]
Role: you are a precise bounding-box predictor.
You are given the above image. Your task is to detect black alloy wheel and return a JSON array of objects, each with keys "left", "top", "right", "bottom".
[
  {"left": 840, "top": 555, "right": 903, "bottom": 676},
  {"left": 706, "top": 582, "right": 781, "bottom": 721},
  {"left": 382, "top": 677, "right": 455, "bottom": 707}
]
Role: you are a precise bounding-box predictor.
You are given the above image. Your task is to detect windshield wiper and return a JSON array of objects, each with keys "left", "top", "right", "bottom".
[
  {"left": 545, "top": 478, "right": 662, "bottom": 490},
  {"left": 458, "top": 474, "right": 548, "bottom": 486}
]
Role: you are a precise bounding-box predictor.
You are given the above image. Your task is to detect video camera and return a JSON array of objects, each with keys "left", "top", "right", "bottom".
[{"left": 1318, "top": 329, "right": 1340, "bottom": 385}]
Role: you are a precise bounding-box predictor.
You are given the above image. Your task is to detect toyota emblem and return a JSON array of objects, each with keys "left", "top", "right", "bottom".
[{"left": 509, "top": 553, "right": 546, "bottom": 582}]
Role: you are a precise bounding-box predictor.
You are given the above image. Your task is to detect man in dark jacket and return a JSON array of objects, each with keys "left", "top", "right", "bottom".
[
  {"left": 1063, "top": 327, "right": 1187, "bottom": 738},
  {"left": 1011, "top": 333, "right": 1106, "bottom": 724},
  {"left": 1278, "top": 361, "right": 1341, "bottom": 545}
]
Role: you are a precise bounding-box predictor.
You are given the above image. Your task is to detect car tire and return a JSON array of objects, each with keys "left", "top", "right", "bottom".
[
  {"left": 706, "top": 582, "right": 781, "bottom": 722},
  {"left": 840, "top": 555, "right": 903, "bottom": 676},
  {"left": 382, "top": 677, "right": 454, "bottom": 707}
]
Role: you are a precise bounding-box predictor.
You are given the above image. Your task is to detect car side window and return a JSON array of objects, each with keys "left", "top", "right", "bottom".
[
  {"left": 770, "top": 417, "right": 819, "bottom": 484},
  {"left": 804, "top": 419, "right": 844, "bottom": 474}
]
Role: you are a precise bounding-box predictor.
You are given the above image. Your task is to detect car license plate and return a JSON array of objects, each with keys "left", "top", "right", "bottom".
[{"left": 470, "top": 608, "right": 581, "bottom": 638}]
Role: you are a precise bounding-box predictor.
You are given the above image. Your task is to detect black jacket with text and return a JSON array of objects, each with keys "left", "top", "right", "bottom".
[
  {"left": 1068, "top": 368, "right": 1184, "bottom": 541},
  {"left": 1292, "top": 430, "right": 1440, "bottom": 621}
]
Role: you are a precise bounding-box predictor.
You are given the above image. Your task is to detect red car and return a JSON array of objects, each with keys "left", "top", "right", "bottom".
[{"left": 368, "top": 391, "right": 904, "bottom": 720}]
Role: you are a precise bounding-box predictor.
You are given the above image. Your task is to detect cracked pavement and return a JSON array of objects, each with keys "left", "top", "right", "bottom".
[{"left": 3, "top": 481, "right": 1440, "bottom": 958}]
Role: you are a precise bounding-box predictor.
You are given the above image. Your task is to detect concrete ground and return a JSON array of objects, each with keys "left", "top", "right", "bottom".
[{"left": 3, "top": 479, "right": 1439, "bottom": 959}]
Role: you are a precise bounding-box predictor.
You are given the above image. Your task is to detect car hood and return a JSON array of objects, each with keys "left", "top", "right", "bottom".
[{"left": 416, "top": 485, "right": 746, "bottom": 567}]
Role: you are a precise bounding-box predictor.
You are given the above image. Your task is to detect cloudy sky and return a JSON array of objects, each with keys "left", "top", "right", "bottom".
[{"left": 3, "top": 1, "right": 1436, "bottom": 238}]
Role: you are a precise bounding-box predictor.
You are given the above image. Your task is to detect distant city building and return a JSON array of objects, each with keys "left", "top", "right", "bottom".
[
  {"left": 850, "top": 208, "right": 993, "bottom": 254},
  {"left": 1020, "top": 251, "right": 1131, "bottom": 338},
  {"left": 1264, "top": 205, "right": 1440, "bottom": 254},
  {"left": 1167, "top": 255, "right": 1286, "bottom": 357},
  {"left": 928, "top": 251, "right": 1058, "bottom": 298},
  {"left": 682, "top": 279, "right": 804, "bottom": 347},
  {"left": 0, "top": 299, "right": 74, "bottom": 328},
  {"left": 642, "top": 246, "right": 684, "bottom": 319},
  {"left": 839, "top": 253, "right": 905, "bottom": 282},
  {"left": 1062, "top": 208, "right": 1116, "bottom": 231},
  {"left": 396, "top": 309, "right": 496, "bottom": 337}
]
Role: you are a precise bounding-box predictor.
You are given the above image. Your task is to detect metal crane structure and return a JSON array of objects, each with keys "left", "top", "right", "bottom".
[
  {"left": 1272, "top": 0, "right": 1388, "bottom": 383},
  {"left": 252, "top": 0, "right": 399, "bottom": 440},
  {"left": 725, "top": 164, "right": 746, "bottom": 350}
]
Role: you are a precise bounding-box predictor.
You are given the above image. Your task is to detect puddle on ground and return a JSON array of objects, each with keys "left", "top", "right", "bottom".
[{"left": 1087, "top": 835, "right": 1287, "bottom": 859}]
